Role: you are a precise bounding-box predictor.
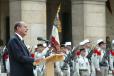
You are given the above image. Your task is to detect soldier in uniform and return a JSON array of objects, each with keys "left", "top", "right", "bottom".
[
  {"left": 76, "top": 39, "right": 91, "bottom": 57},
  {"left": 64, "top": 42, "right": 72, "bottom": 52},
  {"left": 109, "top": 40, "right": 114, "bottom": 76},
  {"left": 92, "top": 39, "right": 109, "bottom": 76},
  {"left": 34, "top": 43, "right": 49, "bottom": 76},
  {"left": 82, "top": 39, "right": 91, "bottom": 56},
  {"left": 73, "top": 41, "right": 85, "bottom": 76},
  {"left": 75, "top": 48, "right": 90, "bottom": 76},
  {"left": 54, "top": 45, "right": 64, "bottom": 76},
  {"left": 55, "top": 61, "right": 64, "bottom": 76},
  {"left": 61, "top": 42, "right": 71, "bottom": 76},
  {"left": 82, "top": 39, "right": 96, "bottom": 76}
]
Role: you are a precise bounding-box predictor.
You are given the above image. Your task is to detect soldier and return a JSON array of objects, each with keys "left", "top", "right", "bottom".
[
  {"left": 109, "top": 40, "right": 114, "bottom": 76},
  {"left": 82, "top": 39, "right": 91, "bottom": 56},
  {"left": 64, "top": 42, "right": 72, "bottom": 52},
  {"left": 75, "top": 48, "right": 90, "bottom": 76},
  {"left": 35, "top": 43, "right": 49, "bottom": 58},
  {"left": 75, "top": 41, "right": 85, "bottom": 57},
  {"left": 83, "top": 39, "right": 96, "bottom": 76},
  {"left": 61, "top": 43, "right": 71, "bottom": 76},
  {"left": 73, "top": 41, "right": 85, "bottom": 76},
  {"left": 92, "top": 39, "right": 109, "bottom": 76},
  {"left": 34, "top": 43, "right": 49, "bottom": 76},
  {"left": 55, "top": 61, "right": 64, "bottom": 76},
  {"left": 64, "top": 42, "right": 71, "bottom": 76},
  {"left": 54, "top": 45, "right": 64, "bottom": 76},
  {"left": 76, "top": 39, "right": 91, "bottom": 57}
]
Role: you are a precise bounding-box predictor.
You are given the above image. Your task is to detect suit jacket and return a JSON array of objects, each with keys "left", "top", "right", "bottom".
[{"left": 7, "top": 34, "right": 34, "bottom": 76}]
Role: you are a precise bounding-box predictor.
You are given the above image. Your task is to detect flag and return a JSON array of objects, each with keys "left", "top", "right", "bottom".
[
  {"left": 56, "top": 5, "right": 62, "bottom": 43},
  {"left": 106, "top": 0, "right": 112, "bottom": 14},
  {"left": 56, "top": 7, "right": 62, "bottom": 33},
  {"left": 50, "top": 25, "right": 60, "bottom": 50},
  {"left": 50, "top": 5, "right": 61, "bottom": 51}
]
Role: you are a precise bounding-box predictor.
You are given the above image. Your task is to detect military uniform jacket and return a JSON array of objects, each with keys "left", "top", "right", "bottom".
[
  {"left": 109, "top": 50, "right": 114, "bottom": 70},
  {"left": 91, "top": 48, "right": 108, "bottom": 71},
  {"left": 75, "top": 56, "right": 90, "bottom": 75}
]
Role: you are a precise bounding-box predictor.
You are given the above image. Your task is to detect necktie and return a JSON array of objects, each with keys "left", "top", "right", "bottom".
[
  {"left": 21, "top": 40, "right": 29, "bottom": 55},
  {"left": 21, "top": 40, "right": 26, "bottom": 48},
  {"left": 22, "top": 40, "right": 24, "bottom": 44}
]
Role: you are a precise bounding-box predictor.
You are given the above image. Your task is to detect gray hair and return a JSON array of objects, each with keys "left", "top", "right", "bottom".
[{"left": 14, "top": 21, "right": 25, "bottom": 31}]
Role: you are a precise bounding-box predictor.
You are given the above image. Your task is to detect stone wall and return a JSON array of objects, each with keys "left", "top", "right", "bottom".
[
  {"left": 72, "top": 0, "right": 106, "bottom": 46},
  {"left": 10, "top": 0, "right": 46, "bottom": 46}
]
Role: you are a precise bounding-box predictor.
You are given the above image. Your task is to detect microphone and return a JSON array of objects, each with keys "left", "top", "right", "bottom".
[
  {"left": 37, "top": 37, "right": 44, "bottom": 41},
  {"left": 37, "top": 37, "right": 50, "bottom": 43}
]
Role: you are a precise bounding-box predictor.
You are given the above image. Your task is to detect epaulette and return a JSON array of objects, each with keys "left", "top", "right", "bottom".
[
  {"left": 93, "top": 49, "right": 101, "bottom": 56},
  {"left": 76, "top": 50, "right": 80, "bottom": 56},
  {"left": 110, "top": 50, "right": 114, "bottom": 56}
]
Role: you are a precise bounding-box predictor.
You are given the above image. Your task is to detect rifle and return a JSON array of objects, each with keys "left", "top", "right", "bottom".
[
  {"left": 99, "top": 49, "right": 110, "bottom": 66},
  {"left": 64, "top": 45, "right": 79, "bottom": 64},
  {"left": 45, "top": 48, "right": 53, "bottom": 57},
  {"left": 86, "top": 49, "right": 94, "bottom": 60},
  {"left": 61, "top": 45, "right": 79, "bottom": 70},
  {"left": 86, "top": 42, "right": 97, "bottom": 61}
]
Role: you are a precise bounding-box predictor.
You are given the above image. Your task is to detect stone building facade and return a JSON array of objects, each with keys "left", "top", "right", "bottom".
[{"left": 0, "top": 0, "right": 114, "bottom": 46}]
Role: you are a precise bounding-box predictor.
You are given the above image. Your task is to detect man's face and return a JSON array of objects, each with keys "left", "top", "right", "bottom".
[
  {"left": 66, "top": 45, "right": 71, "bottom": 50},
  {"left": 100, "top": 43, "right": 106, "bottom": 49},
  {"left": 81, "top": 50, "right": 86, "bottom": 56},
  {"left": 38, "top": 46, "right": 45, "bottom": 52},
  {"left": 85, "top": 42, "right": 91, "bottom": 48},
  {"left": 18, "top": 23, "right": 28, "bottom": 37}
]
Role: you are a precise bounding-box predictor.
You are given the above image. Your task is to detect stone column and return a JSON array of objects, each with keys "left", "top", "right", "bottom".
[
  {"left": 72, "top": 0, "right": 107, "bottom": 45},
  {"left": 9, "top": 0, "right": 46, "bottom": 46}
]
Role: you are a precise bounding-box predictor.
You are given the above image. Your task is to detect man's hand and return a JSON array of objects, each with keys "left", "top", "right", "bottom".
[
  {"left": 96, "top": 69, "right": 101, "bottom": 73},
  {"left": 33, "top": 58, "right": 44, "bottom": 66}
]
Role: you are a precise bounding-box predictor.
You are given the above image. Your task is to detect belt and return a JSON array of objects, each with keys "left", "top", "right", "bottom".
[
  {"left": 99, "top": 62, "right": 108, "bottom": 67},
  {"left": 61, "top": 68, "right": 68, "bottom": 70},
  {"left": 100, "top": 65, "right": 108, "bottom": 67},
  {"left": 79, "top": 69, "right": 88, "bottom": 71}
]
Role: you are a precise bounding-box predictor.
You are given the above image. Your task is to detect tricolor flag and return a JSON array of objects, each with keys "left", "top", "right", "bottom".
[
  {"left": 50, "top": 25, "right": 60, "bottom": 51},
  {"left": 50, "top": 5, "right": 61, "bottom": 51},
  {"left": 51, "top": 25, "right": 60, "bottom": 45}
]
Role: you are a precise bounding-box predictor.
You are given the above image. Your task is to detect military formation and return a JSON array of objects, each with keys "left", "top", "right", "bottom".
[
  {"left": 28, "top": 38, "right": 113, "bottom": 76},
  {"left": 2, "top": 38, "right": 114, "bottom": 76}
]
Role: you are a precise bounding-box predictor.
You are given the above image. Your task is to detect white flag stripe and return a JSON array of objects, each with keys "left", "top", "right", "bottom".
[{"left": 52, "top": 25, "right": 60, "bottom": 44}]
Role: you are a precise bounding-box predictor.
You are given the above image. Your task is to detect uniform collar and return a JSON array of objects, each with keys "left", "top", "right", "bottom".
[
  {"left": 98, "top": 47, "right": 102, "bottom": 51},
  {"left": 15, "top": 32, "right": 23, "bottom": 40},
  {"left": 80, "top": 55, "right": 85, "bottom": 58}
]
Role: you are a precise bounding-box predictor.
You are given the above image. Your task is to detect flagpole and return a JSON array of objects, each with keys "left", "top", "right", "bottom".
[
  {"left": 50, "top": 3, "right": 61, "bottom": 39},
  {"left": 44, "top": 4, "right": 62, "bottom": 76}
]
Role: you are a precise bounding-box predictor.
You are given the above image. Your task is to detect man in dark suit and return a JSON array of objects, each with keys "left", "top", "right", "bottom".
[{"left": 7, "top": 21, "right": 38, "bottom": 76}]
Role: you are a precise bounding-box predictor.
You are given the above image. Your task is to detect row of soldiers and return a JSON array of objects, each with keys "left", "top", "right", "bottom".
[{"left": 22, "top": 39, "right": 114, "bottom": 76}]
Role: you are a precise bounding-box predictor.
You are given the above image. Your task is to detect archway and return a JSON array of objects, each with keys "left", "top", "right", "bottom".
[
  {"left": 0, "top": 0, "right": 10, "bottom": 45},
  {"left": 46, "top": 0, "right": 72, "bottom": 44}
]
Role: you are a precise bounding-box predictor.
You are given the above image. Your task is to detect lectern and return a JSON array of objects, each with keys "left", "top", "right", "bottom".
[{"left": 33, "top": 54, "right": 64, "bottom": 76}]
